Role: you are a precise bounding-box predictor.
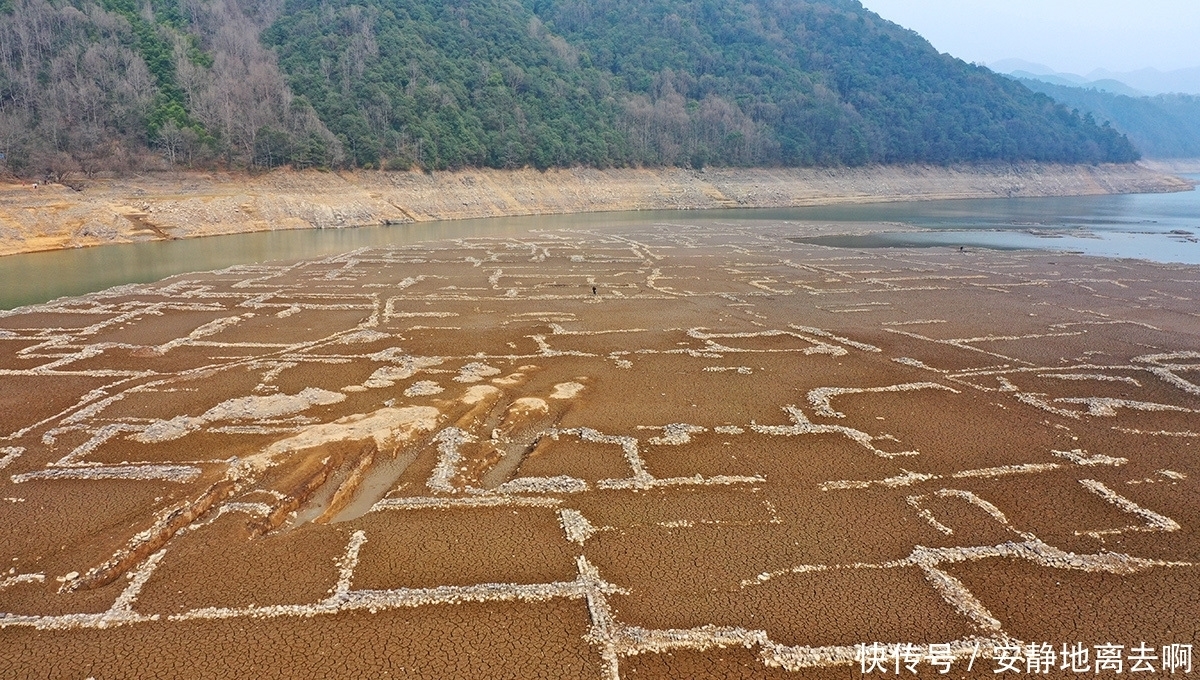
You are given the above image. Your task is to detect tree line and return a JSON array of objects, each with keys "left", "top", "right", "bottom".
[
  {"left": 0, "top": 0, "right": 1137, "bottom": 180},
  {"left": 0, "top": 0, "right": 339, "bottom": 179}
]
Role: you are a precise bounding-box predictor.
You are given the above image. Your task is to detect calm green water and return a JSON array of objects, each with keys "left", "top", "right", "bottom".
[{"left": 3, "top": 179, "right": 1198, "bottom": 310}]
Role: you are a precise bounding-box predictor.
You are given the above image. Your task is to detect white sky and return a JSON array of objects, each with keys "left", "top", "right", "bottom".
[{"left": 859, "top": 0, "right": 1200, "bottom": 74}]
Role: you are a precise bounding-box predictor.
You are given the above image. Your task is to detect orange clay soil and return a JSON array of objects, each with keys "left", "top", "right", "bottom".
[{"left": 0, "top": 220, "right": 1198, "bottom": 679}]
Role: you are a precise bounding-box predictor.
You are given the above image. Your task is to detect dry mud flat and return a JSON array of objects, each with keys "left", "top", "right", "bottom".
[{"left": 0, "top": 222, "right": 1198, "bottom": 678}]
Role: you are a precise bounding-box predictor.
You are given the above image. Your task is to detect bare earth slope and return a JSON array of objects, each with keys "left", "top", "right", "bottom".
[
  {"left": 0, "top": 220, "right": 1197, "bottom": 677},
  {"left": 0, "top": 163, "right": 1190, "bottom": 256}
]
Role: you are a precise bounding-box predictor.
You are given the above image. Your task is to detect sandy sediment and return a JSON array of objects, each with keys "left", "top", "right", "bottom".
[
  {"left": 0, "top": 162, "right": 1192, "bottom": 256},
  {"left": 0, "top": 221, "right": 1197, "bottom": 677},
  {"left": 1139, "top": 158, "right": 1200, "bottom": 174}
]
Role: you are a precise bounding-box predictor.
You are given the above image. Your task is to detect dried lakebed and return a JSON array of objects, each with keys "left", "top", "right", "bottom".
[{"left": 1, "top": 223, "right": 1198, "bottom": 678}]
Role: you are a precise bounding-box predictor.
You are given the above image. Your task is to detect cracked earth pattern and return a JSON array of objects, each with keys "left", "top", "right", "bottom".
[{"left": 1, "top": 222, "right": 1198, "bottom": 678}]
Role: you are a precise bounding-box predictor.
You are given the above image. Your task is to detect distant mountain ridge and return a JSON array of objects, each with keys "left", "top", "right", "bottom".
[
  {"left": 0, "top": 0, "right": 1138, "bottom": 177},
  {"left": 991, "top": 59, "right": 1200, "bottom": 96},
  {"left": 1006, "top": 71, "right": 1143, "bottom": 98}
]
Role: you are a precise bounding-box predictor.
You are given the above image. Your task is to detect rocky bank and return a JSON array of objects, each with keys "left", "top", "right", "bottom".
[{"left": 0, "top": 162, "right": 1192, "bottom": 256}]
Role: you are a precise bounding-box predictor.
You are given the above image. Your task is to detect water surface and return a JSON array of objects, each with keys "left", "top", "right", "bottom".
[
  {"left": 3, "top": 179, "right": 1198, "bottom": 310},
  {"left": 788, "top": 177, "right": 1200, "bottom": 264}
]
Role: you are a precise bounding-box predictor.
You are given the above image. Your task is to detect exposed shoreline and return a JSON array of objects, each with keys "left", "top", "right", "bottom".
[
  {"left": 0, "top": 162, "right": 1192, "bottom": 257},
  {"left": 1140, "top": 158, "right": 1200, "bottom": 174}
]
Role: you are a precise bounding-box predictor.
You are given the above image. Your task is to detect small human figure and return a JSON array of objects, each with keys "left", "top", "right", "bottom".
[
  {"left": 959, "top": 246, "right": 964, "bottom": 252},
  {"left": 592, "top": 286, "right": 597, "bottom": 295}
]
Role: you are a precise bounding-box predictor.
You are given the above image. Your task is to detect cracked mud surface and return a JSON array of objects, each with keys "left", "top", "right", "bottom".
[{"left": 1, "top": 221, "right": 1198, "bottom": 677}]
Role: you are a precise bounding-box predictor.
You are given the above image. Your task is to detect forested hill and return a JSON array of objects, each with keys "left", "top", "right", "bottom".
[
  {"left": 0, "top": 0, "right": 1137, "bottom": 178},
  {"left": 1015, "top": 78, "right": 1200, "bottom": 159}
]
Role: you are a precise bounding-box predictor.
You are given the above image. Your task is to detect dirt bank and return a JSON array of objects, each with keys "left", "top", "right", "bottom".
[
  {"left": 0, "top": 162, "right": 1191, "bottom": 256},
  {"left": 1140, "top": 158, "right": 1200, "bottom": 174}
]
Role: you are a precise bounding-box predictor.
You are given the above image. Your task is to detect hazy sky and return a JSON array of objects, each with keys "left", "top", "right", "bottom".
[{"left": 859, "top": 0, "right": 1200, "bottom": 74}]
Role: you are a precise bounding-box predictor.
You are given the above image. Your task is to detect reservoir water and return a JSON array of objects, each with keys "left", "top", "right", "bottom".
[{"left": 2, "top": 177, "right": 1198, "bottom": 311}]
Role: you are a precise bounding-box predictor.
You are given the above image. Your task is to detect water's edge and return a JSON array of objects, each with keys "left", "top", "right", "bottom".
[
  {"left": 0, "top": 162, "right": 1189, "bottom": 258},
  {"left": 3, "top": 174, "right": 1198, "bottom": 311}
]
